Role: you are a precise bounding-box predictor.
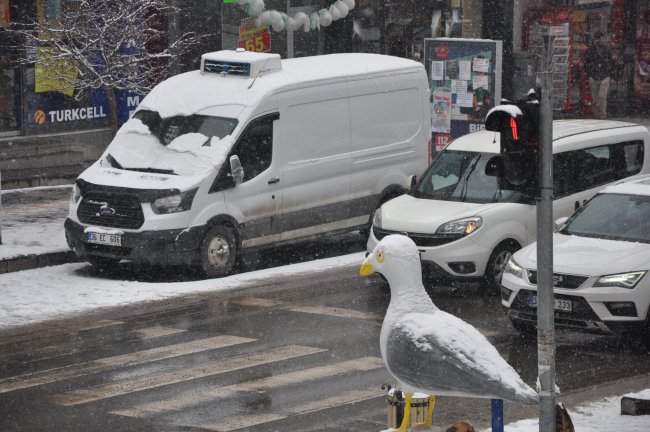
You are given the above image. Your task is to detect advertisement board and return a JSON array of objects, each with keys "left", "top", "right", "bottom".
[
  {"left": 238, "top": 17, "right": 271, "bottom": 53},
  {"left": 424, "top": 38, "right": 502, "bottom": 154}
]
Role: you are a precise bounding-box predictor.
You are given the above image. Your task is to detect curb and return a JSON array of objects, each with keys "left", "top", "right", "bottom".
[{"left": 0, "top": 251, "right": 80, "bottom": 274}]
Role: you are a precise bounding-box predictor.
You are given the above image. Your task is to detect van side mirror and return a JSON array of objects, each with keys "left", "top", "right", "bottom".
[
  {"left": 485, "top": 155, "right": 504, "bottom": 177},
  {"left": 229, "top": 155, "right": 244, "bottom": 185},
  {"left": 409, "top": 175, "right": 418, "bottom": 191}
]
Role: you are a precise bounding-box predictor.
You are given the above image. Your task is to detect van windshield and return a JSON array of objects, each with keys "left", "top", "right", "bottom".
[
  {"left": 133, "top": 110, "right": 238, "bottom": 146},
  {"left": 412, "top": 150, "right": 534, "bottom": 204}
]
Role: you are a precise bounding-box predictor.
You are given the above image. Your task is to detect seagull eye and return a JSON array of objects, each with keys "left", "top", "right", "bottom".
[{"left": 376, "top": 250, "right": 385, "bottom": 263}]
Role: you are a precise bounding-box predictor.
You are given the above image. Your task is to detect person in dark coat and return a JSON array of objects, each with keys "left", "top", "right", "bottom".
[{"left": 584, "top": 31, "right": 615, "bottom": 119}]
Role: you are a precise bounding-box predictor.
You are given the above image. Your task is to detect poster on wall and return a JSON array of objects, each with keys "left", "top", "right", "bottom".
[
  {"left": 424, "top": 38, "right": 502, "bottom": 154},
  {"left": 635, "top": 39, "right": 650, "bottom": 100}
]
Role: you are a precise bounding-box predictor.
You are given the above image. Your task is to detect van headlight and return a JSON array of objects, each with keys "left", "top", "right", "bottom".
[
  {"left": 151, "top": 188, "right": 198, "bottom": 214},
  {"left": 70, "top": 183, "right": 82, "bottom": 204},
  {"left": 593, "top": 271, "right": 646, "bottom": 289},
  {"left": 436, "top": 217, "right": 482, "bottom": 235},
  {"left": 372, "top": 208, "right": 382, "bottom": 228},
  {"left": 504, "top": 257, "right": 524, "bottom": 279}
]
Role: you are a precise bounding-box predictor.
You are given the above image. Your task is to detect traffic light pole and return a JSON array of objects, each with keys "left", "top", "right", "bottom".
[{"left": 536, "top": 71, "right": 556, "bottom": 432}]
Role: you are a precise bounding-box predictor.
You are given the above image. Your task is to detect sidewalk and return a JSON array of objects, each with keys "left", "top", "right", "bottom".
[{"left": 0, "top": 184, "right": 77, "bottom": 273}]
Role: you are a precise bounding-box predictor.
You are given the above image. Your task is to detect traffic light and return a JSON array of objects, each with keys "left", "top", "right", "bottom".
[{"left": 484, "top": 99, "right": 540, "bottom": 187}]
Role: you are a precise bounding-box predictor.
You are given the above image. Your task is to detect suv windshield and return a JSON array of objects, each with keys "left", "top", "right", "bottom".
[
  {"left": 133, "top": 110, "right": 238, "bottom": 146},
  {"left": 412, "top": 150, "right": 534, "bottom": 204},
  {"left": 561, "top": 193, "right": 650, "bottom": 243}
]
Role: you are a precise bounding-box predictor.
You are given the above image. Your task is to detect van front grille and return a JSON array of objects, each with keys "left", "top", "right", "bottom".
[{"left": 77, "top": 193, "right": 144, "bottom": 229}]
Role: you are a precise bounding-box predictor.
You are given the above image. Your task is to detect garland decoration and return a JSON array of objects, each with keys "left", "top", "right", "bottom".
[{"left": 234, "top": 0, "right": 355, "bottom": 32}]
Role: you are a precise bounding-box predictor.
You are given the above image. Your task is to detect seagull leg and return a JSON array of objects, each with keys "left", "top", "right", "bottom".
[
  {"left": 395, "top": 392, "right": 413, "bottom": 432},
  {"left": 423, "top": 395, "right": 436, "bottom": 427}
]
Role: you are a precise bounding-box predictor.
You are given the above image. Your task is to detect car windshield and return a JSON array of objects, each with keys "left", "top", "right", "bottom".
[
  {"left": 411, "top": 150, "right": 534, "bottom": 204},
  {"left": 561, "top": 193, "right": 650, "bottom": 243},
  {"left": 133, "top": 110, "right": 239, "bottom": 146}
]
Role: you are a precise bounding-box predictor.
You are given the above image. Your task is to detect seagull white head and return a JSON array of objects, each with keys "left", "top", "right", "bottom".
[{"left": 360, "top": 234, "right": 423, "bottom": 286}]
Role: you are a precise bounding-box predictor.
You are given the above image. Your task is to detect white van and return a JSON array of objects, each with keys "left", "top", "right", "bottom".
[
  {"left": 367, "top": 120, "right": 650, "bottom": 292},
  {"left": 64, "top": 49, "right": 430, "bottom": 276}
]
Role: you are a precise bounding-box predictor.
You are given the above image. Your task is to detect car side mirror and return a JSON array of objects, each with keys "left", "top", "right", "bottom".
[
  {"left": 485, "top": 155, "right": 504, "bottom": 177},
  {"left": 554, "top": 216, "right": 569, "bottom": 232},
  {"left": 409, "top": 174, "right": 418, "bottom": 191},
  {"left": 229, "top": 155, "right": 244, "bottom": 185}
]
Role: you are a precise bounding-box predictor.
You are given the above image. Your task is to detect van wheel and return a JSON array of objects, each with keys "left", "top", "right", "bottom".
[
  {"left": 483, "top": 242, "right": 519, "bottom": 294},
  {"left": 361, "top": 191, "right": 402, "bottom": 237},
  {"left": 199, "top": 225, "right": 237, "bottom": 278},
  {"left": 87, "top": 255, "right": 120, "bottom": 270}
]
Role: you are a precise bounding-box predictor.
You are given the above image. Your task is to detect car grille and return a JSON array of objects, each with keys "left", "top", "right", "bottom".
[
  {"left": 510, "top": 289, "right": 600, "bottom": 322},
  {"left": 78, "top": 192, "right": 144, "bottom": 229},
  {"left": 526, "top": 270, "right": 589, "bottom": 289},
  {"left": 373, "top": 227, "right": 462, "bottom": 247}
]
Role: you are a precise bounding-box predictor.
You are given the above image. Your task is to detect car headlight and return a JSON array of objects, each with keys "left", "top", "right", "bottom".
[
  {"left": 372, "top": 207, "right": 382, "bottom": 228},
  {"left": 151, "top": 188, "right": 198, "bottom": 215},
  {"left": 436, "top": 216, "right": 482, "bottom": 235},
  {"left": 504, "top": 257, "right": 524, "bottom": 279},
  {"left": 593, "top": 271, "right": 646, "bottom": 289},
  {"left": 70, "top": 183, "right": 82, "bottom": 204}
]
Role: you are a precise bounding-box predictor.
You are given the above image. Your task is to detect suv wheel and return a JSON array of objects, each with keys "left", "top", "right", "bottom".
[
  {"left": 199, "top": 224, "right": 237, "bottom": 278},
  {"left": 483, "top": 242, "right": 519, "bottom": 294}
]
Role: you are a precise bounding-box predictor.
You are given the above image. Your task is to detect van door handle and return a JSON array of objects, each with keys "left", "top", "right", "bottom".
[
  {"left": 574, "top": 201, "right": 580, "bottom": 210},
  {"left": 268, "top": 176, "right": 280, "bottom": 185}
]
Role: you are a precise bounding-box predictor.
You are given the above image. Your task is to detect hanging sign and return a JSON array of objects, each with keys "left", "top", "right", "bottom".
[{"left": 238, "top": 17, "right": 271, "bottom": 52}]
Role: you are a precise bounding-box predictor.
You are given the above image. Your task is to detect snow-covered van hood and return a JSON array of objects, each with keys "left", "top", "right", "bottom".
[
  {"left": 514, "top": 233, "right": 650, "bottom": 276},
  {"left": 87, "top": 117, "right": 234, "bottom": 190},
  {"left": 379, "top": 194, "right": 499, "bottom": 233}
]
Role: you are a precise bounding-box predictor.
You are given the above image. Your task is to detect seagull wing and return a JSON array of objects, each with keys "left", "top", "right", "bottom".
[{"left": 385, "top": 311, "right": 537, "bottom": 404}]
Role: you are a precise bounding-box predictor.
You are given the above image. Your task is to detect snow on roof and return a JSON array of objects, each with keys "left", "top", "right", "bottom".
[
  {"left": 138, "top": 52, "right": 424, "bottom": 118},
  {"left": 601, "top": 175, "right": 650, "bottom": 197}
]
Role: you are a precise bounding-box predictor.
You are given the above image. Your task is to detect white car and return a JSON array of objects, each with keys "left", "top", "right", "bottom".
[
  {"left": 367, "top": 120, "right": 650, "bottom": 292},
  {"left": 502, "top": 176, "right": 650, "bottom": 335}
]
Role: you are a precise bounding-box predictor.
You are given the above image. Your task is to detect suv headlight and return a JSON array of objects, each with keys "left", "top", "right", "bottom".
[
  {"left": 593, "top": 271, "right": 646, "bottom": 289},
  {"left": 436, "top": 216, "right": 482, "bottom": 235},
  {"left": 504, "top": 257, "right": 524, "bottom": 279},
  {"left": 372, "top": 207, "right": 382, "bottom": 228},
  {"left": 151, "top": 188, "right": 198, "bottom": 215},
  {"left": 70, "top": 183, "right": 82, "bottom": 204}
]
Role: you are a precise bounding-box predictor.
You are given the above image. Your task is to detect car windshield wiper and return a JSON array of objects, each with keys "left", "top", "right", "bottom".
[{"left": 458, "top": 156, "right": 481, "bottom": 202}]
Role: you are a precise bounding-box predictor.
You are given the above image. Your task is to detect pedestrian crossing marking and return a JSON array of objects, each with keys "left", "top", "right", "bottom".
[
  {"left": 135, "top": 326, "right": 187, "bottom": 339},
  {"left": 110, "top": 356, "right": 384, "bottom": 418},
  {"left": 192, "top": 387, "right": 382, "bottom": 431},
  {"left": 232, "top": 297, "right": 379, "bottom": 320},
  {"left": 0, "top": 335, "right": 254, "bottom": 394},
  {"left": 52, "top": 345, "right": 327, "bottom": 406},
  {"left": 77, "top": 320, "right": 125, "bottom": 331}
]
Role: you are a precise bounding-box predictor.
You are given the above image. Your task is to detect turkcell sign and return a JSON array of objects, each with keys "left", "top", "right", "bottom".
[{"left": 47, "top": 105, "right": 107, "bottom": 123}]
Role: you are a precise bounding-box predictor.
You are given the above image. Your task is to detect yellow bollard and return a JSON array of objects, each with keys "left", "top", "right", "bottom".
[{"left": 383, "top": 385, "right": 436, "bottom": 430}]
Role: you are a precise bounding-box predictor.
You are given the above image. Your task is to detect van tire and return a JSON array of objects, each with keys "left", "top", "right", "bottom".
[
  {"left": 361, "top": 189, "right": 404, "bottom": 236},
  {"left": 483, "top": 242, "right": 520, "bottom": 294},
  {"left": 199, "top": 225, "right": 237, "bottom": 278}
]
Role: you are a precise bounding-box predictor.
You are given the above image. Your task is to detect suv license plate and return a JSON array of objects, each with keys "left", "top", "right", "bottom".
[
  {"left": 527, "top": 295, "right": 572, "bottom": 312},
  {"left": 86, "top": 232, "right": 122, "bottom": 247}
]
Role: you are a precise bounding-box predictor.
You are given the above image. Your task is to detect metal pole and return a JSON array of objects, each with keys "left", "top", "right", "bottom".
[
  {"left": 491, "top": 399, "right": 504, "bottom": 432},
  {"left": 286, "top": 0, "right": 294, "bottom": 58},
  {"left": 536, "top": 70, "right": 555, "bottom": 432}
]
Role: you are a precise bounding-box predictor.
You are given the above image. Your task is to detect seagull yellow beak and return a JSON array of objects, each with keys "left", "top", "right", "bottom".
[{"left": 360, "top": 255, "right": 374, "bottom": 277}]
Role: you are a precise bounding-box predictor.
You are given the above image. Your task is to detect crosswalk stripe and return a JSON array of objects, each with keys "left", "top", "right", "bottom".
[
  {"left": 193, "top": 387, "right": 383, "bottom": 431},
  {"left": 0, "top": 335, "right": 254, "bottom": 395},
  {"left": 135, "top": 326, "right": 187, "bottom": 340},
  {"left": 52, "top": 345, "right": 327, "bottom": 406},
  {"left": 232, "top": 297, "right": 379, "bottom": 320},
  {"left": 110, "top": 356, "right": 384, "bottom": 418}
]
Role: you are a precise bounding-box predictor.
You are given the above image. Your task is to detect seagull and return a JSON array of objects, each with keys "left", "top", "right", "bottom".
[{"left": 360, "top": 234, "right": 538, "bottom": 431}]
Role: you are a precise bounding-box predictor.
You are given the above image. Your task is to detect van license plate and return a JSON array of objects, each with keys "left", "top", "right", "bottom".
[
  {"left": 527, "top": 294, "right": 572, "bottom": 312},
  {"left": 86, "top": 232, "right": 122, "bottom": 247}
]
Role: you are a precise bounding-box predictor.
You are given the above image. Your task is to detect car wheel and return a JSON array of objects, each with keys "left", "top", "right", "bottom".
[
  {"left": 87, "top": 255, "right": 120, "bottom": 270},
  {"left": 199, "top": 224, "right": 237, "bottom": 278},
  {"left": 483, "top": 242, "right": 520, "bottom": 294}
]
